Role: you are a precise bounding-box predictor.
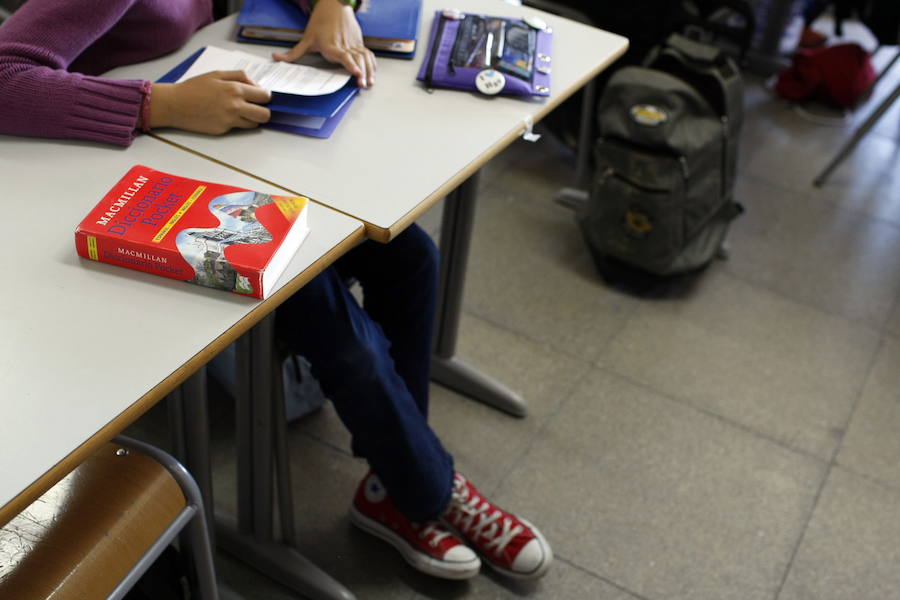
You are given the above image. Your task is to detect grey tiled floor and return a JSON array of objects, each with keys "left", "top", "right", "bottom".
[{"left": 130, "top": 37, "right": 900, "bottom": 600}]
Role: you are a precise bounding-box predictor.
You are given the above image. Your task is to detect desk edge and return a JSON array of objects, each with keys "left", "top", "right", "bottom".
[{"left": 0, "top": 226, "right": 366, "bottom": 527}]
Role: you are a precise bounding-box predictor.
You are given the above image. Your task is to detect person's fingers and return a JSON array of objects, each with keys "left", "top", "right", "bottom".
[
  {"left": 216, "top": 70, "right": 256, "bottom": 85},
  {"left": 239, "top": 102, "right": 271, "bottom": 124},
  {"left": 352, "top": 53, "right": 368, "bottom": 88},
  {"left": 361, "top": 48, "right": 376, "bottom": 86},
  {"left": 240, "top": 83, "right": 271, "bottom": 104},
  {"left": 234, "top": 116, "right": 262, "bottom": 130},
  {"left": 272, "top": 39, "right": 311, "bottom": 63},
  {"left": 329, "top": 47, "right": 364, "bottom": 83},
  {"left": 341, "top": 48, "right": 368, "bottom": 87}
]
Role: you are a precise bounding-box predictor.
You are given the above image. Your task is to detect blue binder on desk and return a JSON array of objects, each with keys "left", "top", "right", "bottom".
[
  {"left": 157, "top": 47, "right": 358, "bottom": 138},
  {"left": 236, "top": 0, "right": 422, "bottom": 59}
]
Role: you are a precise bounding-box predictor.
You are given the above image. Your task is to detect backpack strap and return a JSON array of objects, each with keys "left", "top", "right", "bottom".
[
  {"left": 667, "top": 33, "right": 723, "bottom": 63},
  {"left": 644, "top": 32, "right": 742, "bottom": 120},
  {"left": 692, "top": 0, "right": 757, "bottom": 59}
]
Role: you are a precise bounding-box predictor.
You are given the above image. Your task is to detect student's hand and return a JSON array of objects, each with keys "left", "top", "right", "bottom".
[
  {"left": 149, "top": 71, "right": 271, "bottom": 134},
  {"left": 272, "top": 0, "right": 376, "bottom": 88}
]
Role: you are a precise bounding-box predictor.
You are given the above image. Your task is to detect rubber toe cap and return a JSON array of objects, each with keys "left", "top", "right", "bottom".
[
  {"left": 444, "top": 544, "right": 479, "bottom": 564},
  {"left": 511, "top": 538, "right": 553, "bottom": 577}
]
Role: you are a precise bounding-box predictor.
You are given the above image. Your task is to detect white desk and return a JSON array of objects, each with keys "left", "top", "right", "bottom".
[
  {"left": 0, "top": 134, "right": 364, "bottom": 528},
  {"left": 0, "top": 4, "right": 626, "bottom": 597},
  {"left": 105, "top": 1, "right": 628, "bottom": 418},
  {"left": 111, "top": 0, "right": 627, "bottom": 241}
]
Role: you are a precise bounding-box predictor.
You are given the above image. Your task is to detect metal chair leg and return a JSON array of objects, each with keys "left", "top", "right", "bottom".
[
  {"left": 813, "top": 79, "right": 900, "bottom": 186},
  {"left": 813, "top": 47, "right": 900, "bottom": 187},
  {"left": 113, "top": 435, "right": 220, "bottom": 600}
]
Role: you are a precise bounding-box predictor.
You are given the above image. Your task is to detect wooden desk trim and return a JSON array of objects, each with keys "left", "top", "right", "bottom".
[{"left": 0, "top": 227, "right": 365, "bottom": 528}]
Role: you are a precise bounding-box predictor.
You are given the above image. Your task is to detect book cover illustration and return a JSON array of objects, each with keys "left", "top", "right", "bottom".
[{"left": 75, "top": 165, "right": 310, "bottom": 299}]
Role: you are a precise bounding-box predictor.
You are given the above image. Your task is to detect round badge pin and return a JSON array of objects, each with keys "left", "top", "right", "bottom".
[
  {"left": 523, "top": 15, "right": 548, "bottom": 30},
  {"left": 475, "top": 69, "right": 506, "bottom": 95}
]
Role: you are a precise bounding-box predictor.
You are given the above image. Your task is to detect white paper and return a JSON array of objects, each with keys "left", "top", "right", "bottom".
[{"left": 176, "top": 46, "right": 351, "bottom": 96}]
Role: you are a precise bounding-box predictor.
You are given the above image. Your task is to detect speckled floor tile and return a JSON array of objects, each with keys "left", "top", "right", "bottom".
[{"left": 491, "top": 367, "right": 826, "bottom": 600}]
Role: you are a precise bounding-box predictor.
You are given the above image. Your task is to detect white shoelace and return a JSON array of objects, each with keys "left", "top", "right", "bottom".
[
  {"left": 418, "top": 522, "right": 451, "bottom": 547},
  {"left": 447, "top": 478, "right": 523, "bottom": 557}
]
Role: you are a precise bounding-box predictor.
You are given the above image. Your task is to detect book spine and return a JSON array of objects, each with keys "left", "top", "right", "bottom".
[
  {"left": 224, "top": 260, "right": 266, "bottom": 299},
  {"left": 75, "top": 230, "right": 196, "bottom": 288},
  {"left": 252, "top": 271, "right": 265, "bottom": 299}
]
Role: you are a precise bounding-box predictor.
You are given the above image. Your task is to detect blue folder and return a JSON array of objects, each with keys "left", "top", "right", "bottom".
[
  {"left": 157, "top": 47, "right": 358, "bottom": 138},
  {"left": 236, "top": 0, "right": 422, "bottom": 60}
]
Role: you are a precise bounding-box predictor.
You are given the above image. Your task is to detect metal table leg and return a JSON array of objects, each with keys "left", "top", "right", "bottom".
[
  {"left": 171, "top": 326, "right": 354, "bottom": 600},
  {"left": 169, "top": 370, "right": 215, "bottom": 538},
  {"left": 169, "top": 368, "right": 243, "bottom": 600},
  {"left": 432, "top": 171, "right": 528, "bottom": 417},
  {"left": 555, "top": 77, "right": 597, "bottom": 211},
  {"left": 217, "top": 314, "right": 355, "bottom": 600}
]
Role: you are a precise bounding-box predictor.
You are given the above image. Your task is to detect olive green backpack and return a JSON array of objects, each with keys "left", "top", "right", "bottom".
[{"left": 577, "top": 34, "right": 744, "bottom": 283}]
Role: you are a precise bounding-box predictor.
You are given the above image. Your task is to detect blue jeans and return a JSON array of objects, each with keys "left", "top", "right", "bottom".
[{"left": 275, "top": 224, "right": 454, "bottom": 522}]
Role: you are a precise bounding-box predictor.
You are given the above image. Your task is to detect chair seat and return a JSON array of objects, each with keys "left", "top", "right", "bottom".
[{"left": 0, "top": 442, "right": 187, "bottom": 599}]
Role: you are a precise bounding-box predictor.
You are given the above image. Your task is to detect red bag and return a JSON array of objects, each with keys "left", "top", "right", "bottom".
[{"left": 775, "top": 43, "right": 876, "bottom": 108}]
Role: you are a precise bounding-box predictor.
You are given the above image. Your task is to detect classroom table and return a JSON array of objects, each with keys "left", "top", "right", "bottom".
[
  {"left": 0, "top": 134, "right": 365, "bottom": 598},
  {"left": 109, "top": 0, "right": 629, "bottom": 418}
]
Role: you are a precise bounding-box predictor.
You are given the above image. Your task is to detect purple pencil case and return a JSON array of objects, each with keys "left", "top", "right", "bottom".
[{"left": 416, "top": 10, "right": 553, "bottom": 97}]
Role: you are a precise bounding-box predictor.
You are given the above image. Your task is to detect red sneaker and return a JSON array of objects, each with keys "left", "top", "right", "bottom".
[
  {"left": 349, "top": 472, "right": 481, "bottom": 580},
  {"left": 442, "top": 473, "right": 553, "bottom": 579}
]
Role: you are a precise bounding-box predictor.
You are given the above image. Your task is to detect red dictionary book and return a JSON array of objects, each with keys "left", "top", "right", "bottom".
[{"left": 75, "top": 165, "right": 310, "bottom": 299}]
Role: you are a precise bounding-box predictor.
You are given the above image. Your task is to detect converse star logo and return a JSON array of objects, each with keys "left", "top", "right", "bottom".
[{"left": 365, "top": 477, "right": 387, "bottom": 503}]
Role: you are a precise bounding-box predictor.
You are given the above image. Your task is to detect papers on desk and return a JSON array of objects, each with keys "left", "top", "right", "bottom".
[
  {"left": 158, "top": 46, "right": 358, "bottom": 138},
  {"left": 176, "top": 46, "right": 351, "bottom": 96}
]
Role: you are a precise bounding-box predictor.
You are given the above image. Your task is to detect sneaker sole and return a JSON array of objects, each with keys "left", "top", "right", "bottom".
[
  {"left": 349, "top": 505, "right": 481, "bottom": 580},
  {"left": 446, "top": 516, "right": 554, "bottom": 580}
]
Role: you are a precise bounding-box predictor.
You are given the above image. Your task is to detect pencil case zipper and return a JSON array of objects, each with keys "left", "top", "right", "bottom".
[{"left": 425, "top": 14, "right": 449, "bottom": 90}]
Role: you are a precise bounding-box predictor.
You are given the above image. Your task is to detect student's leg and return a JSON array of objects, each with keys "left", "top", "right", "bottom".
[
  {"left": 276, "top": 229, "right": 553, "bottom": 580},
  {"left": 275, "top": 264, "right": 452, "bottom": 522},
  {"left": 276, "top": 260, "right": 484, "bottom": 580},
  {"left": 333, "top": 224, "right": 438, "bottom": 418}
]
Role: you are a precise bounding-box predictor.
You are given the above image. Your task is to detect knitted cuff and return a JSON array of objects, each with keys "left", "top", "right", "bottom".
[{"left": 139, "top": 80, "right": 152, "bottom": 133}]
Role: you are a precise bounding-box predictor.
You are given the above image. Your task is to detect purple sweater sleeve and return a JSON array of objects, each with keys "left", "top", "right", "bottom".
[{"left": 0, "top": 0, "right": 148, "bottom": 146}]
